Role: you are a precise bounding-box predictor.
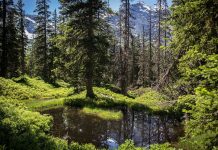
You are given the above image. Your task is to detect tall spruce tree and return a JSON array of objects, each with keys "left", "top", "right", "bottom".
[
  {"left": 120, "top": 0, "right": 131, "bottom": 95},
  {"left": 49, "top": 9, "right": 58, "bottom": 84},
  {"left": 7, "top": 5, "right": 20, "bottom": 78},
  {"left": 0, "top": 0, "right": 8, "bottom": 77},
  {"left": 0, "top": 0, "right": 20, "bottom": 77},
  {"left": 59, "top": 0, "right": 110, "bottom": 98},
  {"left": 148, "top": 8, "right": 154, "bottom": 86},
  {"left": 17, "top": 0, "right": 27, "bottom": 75},
  {"left": 33, "top": 0, "right": 51, "bottom": 81}
]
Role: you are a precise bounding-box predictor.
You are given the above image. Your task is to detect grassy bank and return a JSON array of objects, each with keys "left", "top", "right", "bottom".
[
  {"left": 0, "top": 76, "right": 73, "bottom": 101},
  {"left": 0, "top": 76, "right": 73, "bottom": 110},
  {"left": 81, "top": 107, "right": 123, "bottom": 120},
  {"left": 65, "top": 87, "right": 173, "bottom": 113},
  {"left": 0, "top": 76, "right": 172, "bottom": 113}
]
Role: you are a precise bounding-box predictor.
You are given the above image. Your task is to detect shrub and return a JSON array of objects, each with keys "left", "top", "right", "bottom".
[
  {"left": 149, "top": 143, "right": 176, "bottom": 150},
  {"left": 69, "top": 142, "right": 96, "bottom": 150},
  {"left": 0, "top": 98, "right": 68, "bottom": 150},
  {"left": 118, "top": 140, "right": 143, "bottom": 150}
]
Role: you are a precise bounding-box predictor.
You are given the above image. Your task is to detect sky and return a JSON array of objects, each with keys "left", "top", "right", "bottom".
[{"left": 19, "top": 0, "right": 172, "bottom": 15}]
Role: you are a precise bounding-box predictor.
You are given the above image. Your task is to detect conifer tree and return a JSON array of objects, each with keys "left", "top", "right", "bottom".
[
  {"left": 120, "top": 0, "right": 131, "bottom": 95},
  {"left": 0, "top": 0, "right": 8, "bottom": 77},
  {"left": 148, "top": 8, "right": 154, "bottom": 86},
  {"left": 0, "top": 0, "right": 20, "bottom": 77},
  {"left": 7, "top": 5, "right": 20, "bottom": 77},
  {"left": 49, "top": 9, "right": 58, "bottom": 84},
  {"left": 59, "top": 0, "right": 110, "bottom": 98},
  {"left": 17, "top": 0, "right": 27, "bottom": 75},
  {"left": 156, "top": 0, "right": 162, "bottom": 83},
  {"left": 33, "top": 0, "right": 51, "bottom": 81}
]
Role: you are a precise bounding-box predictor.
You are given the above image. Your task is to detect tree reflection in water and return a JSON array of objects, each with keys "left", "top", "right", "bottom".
[{"left": 42, "top": 107, "right": 183, "bottom": 148}]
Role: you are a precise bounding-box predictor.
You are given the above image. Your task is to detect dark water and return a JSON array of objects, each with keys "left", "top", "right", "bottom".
[{"left": 42, "top": 107, "right": 183, "bottom": 149}]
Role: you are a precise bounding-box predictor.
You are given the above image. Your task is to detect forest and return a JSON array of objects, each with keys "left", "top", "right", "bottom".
[{"left": 0, "top": 0, "right": 217, "bottom": 150}]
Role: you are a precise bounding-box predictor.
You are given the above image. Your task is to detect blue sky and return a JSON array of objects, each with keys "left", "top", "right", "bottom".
[{"left": 19, "top": 0, "right": 172, "bottom": 15}]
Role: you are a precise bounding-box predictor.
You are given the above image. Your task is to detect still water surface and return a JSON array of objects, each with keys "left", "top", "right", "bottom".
[{"left": 42, "top": 107, "right": 183, "bottom": 149}]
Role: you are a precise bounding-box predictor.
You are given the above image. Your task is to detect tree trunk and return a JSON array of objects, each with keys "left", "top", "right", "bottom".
[
  {"left": 148, "top": 9, "right": 153, "bottom": 86},
  {"left": 86, "top": 0, "right": 95, "bottom": 98},
  {"left": 120, "top": 0, "right": 130, "bottom": 95},
  {"left": 43, "top": 0, "right": 48, "bottom": 81},
  {"left": 157, "top": 0, "right": 162, "bottom": 83},
  {"left": 21, "top": 6, "right": 25, "bottom": 75}
]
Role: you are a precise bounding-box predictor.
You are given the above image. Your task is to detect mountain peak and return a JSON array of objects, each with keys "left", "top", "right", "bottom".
[{"left": 132, "top": 1, "right": 152, "bottom": 11}]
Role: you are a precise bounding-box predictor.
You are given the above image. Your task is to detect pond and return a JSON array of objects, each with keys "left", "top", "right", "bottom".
[{"left": 42, "top": 107, "right": 183, "bottom": 149}]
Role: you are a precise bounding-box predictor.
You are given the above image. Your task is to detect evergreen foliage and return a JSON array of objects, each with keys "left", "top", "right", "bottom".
[
  {"left": 33, "top": 0, "right": 51, "bottom": 82},
  {"left": 57, "top": 0, "right": 111, "bottom": 98}
]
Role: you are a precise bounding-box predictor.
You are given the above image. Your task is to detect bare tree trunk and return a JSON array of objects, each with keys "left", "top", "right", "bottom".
[
  {"left": 120, "top": 0, "right": 130, "bottom": 95},
  {"left": 20, "top": 2, "right": 25, "bottom": 75},
  {"left": 43, "top": 0, "right": 48, "bottom": 81},
  {"left": 142, "top": 26, "right": 146, "bottom": 86},
  {"left": 157, "top": 0, "right": 162, "bottom": 83},
  {"left": 86, "top": 0, "right": 95, "bottom": 98},
  {"left": 148, "top": 9, "right": 153, "bottom": 86},
  {"left": 163, "top": 0, "right": 168, "bottom": 70}
]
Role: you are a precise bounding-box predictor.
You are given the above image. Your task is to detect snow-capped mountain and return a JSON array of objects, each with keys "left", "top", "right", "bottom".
[
  {"left": 24, "top": 2, "right": 156, "bottom": 39},
  {"left": 108, "top": 1, "right": 156, "bottom": 35},
  {"left": 25, "top": 15, "right": 36, "bottom": 39}
]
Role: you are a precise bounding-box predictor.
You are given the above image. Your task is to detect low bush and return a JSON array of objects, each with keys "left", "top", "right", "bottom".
[
  {"left": 149, "top": 143, "right": 176, "bottom": 150},
  {"left": 69, "top": 142, "right": 96, "bottom": 150},
  {"left": 118, "top": 140, "right": 143, "bottom": 150},
  {"left": 0, "top": 98, "right": 68, "bottom": 150}
]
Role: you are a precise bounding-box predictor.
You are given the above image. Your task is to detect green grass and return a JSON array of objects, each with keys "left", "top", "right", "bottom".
[
  {"left": 0, "top": 76, "right": 73, "bottom": 101},
  {"left": 0, "top": 76, "right": 73, "bottom": 110},
  {"left": 81, "top": 107, "right": 123, "bottom": 120},
  {"left": 65, "top": 87, "right": 172, "bottom": 113},
  {"left": 25, "top": 98, "right": 65, "bottom": 111},
  {"left": 134, "top": 88, "right": 171, "bottom": 111}
]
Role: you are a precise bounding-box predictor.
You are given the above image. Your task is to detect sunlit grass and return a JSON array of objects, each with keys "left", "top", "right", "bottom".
[
  {"left": 81, "top": 107, "right": 123, "bottom": 120},
  {"left": 25, "top": 98, "right": 65, "bottom": 111},
  {"left": 65, "top": 87, "right": 172, "bottom": 112},
  {"left": 0, "top": 76, "right": 73, "bottom": 100}
]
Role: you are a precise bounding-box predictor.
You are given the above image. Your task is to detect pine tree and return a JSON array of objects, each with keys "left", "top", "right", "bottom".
[
  {"left": 33, "top": 0, "right": 51, "bottom": 81},
  {"left": 120, "top": 0, "right": 131, "bottom": 95},
  {"left": 156, "top": 0, "right": 162, "bottom": 83},
  {"left": 138, "top": 26, "right": 147, "bottom": 87},
  {"left": 0, "top": 0, "right": 20, "bottom": 77},
  {"left": 17, "top": 0, "right": 27, "bottom": 75},
  {"left": 7, "top": 5, "right": 20, "bottom": 78},
  {"left": 49, "top": 9, "right": 58, "bottom": 84},
  {"left": 59, "top": 0, "right": 110, "bottom": 98},
  {"left": 148, "top": 8, "right": 154, "bottom": 86},
  {"left": 0, "top": 0, "right": 8, "bottom": 77}
]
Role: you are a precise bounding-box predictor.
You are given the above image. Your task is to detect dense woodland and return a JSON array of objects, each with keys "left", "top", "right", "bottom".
[{"left": 0, "top": 0, "right": 217, "bottom": 150}]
